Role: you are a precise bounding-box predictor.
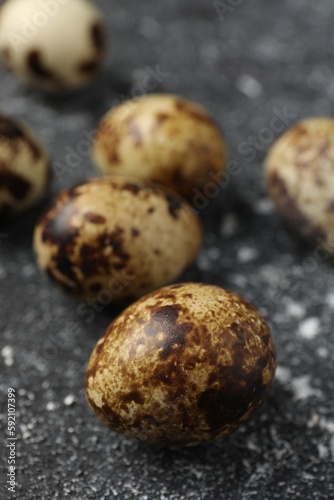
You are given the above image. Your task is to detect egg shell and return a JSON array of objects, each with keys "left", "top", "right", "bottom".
[
  {"left": 0, "top": 0, "right": 106, "bottom": 92},
  {"left": 265, "top": 117, "right": 334, "bottom": 254},
  {"left": 0, "top": 114, "right": 50, "bottom": 215},
  {"left": 92, "top": 94, "right": 227, "bottom": 200},
  {"left": 33, "top": 177, "right": 202, "bottom": 300},
  {"left": 85, "top": 283, "right": 276, "bottom": 446}
]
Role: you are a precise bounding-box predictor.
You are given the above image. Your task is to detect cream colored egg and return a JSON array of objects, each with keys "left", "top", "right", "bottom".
[
  {"left": 92, "top": 94, "right": 227, "bottom": 200},
  {"left": 85, "top": 282, "right": 276, "bottom": 446},
  {"left": 33, "top": 177, "right": 202, "bottom": 299},
  {"left": 265, "top": 117, "right": 334, "bottom": 254},
  {"left": 0, "top": 114, "right": 50, "bottom": 215},
  {"left": 0, "top": 0, "right": 106, "bottom": 92}
]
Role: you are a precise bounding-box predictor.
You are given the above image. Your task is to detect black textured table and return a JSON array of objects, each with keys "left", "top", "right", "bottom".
[{"left": 1, "top": 1, "right": 334, "bottom": 499}]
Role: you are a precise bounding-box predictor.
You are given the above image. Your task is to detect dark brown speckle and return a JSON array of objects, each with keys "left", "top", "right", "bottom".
[
  {"left": 165, "top": 193, "right": 183, "bottom": 219},
  {"left": 79, "top": 59, "right": 100, "bottom": 74},
  {"left": 84, "top": 212, "right": 106, "bottom": 224},
  {"left": 174, "top": 99, "right": 216, "bottom": 127},
  {"left": 91, "top": 22, "right": 105, "bottom": 52},
  {"left": 0, "top": 167, "right": 31, "bottom": 200},
  {"left": 131, "top": 228, "right": 140, "bottom": 238},
  {"left": 27, "top": 50, "right": 54, "bottom": 79},
  {"left": 0, "top": 115, "right": 42, "bottom": 160}
]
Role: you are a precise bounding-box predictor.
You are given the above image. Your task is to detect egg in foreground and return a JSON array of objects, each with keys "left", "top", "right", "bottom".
[
  {"left": 92, "top": 94, "right": 227, "bottom": 200},
  {"left": 33, "top": 177, "right": 202, "bottom": 300},
  {"left": 0, "top": 114, "right": 50, "bottom": 215},
  {"left": 0, "top": 0, "right": 106, "bottom": 92},
  {"left": 85, "top": 283, "right": 276, "bottom": 446},
  {"left": 265, "top": 117, "right": 334, "bottom": 255}
]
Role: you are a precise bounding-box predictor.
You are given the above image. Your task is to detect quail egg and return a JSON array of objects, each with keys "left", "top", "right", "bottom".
[
  {"left": 85, "top": 282, "right": 276, "bottom": 446},
  {"left": 33, "top": 177, "right": 202, "bottom": 300},
  {"left": 0, "top": 114, "right": 50, "bottom": 215},
  {"left": 0, "top": 0, "right": 106, "bottom": 92},
  {"left": 92, "top": 94, "right": 227, "bottom": 200},
  {"left": 265, "top": 117, "right": 334, "bottom": 254}
]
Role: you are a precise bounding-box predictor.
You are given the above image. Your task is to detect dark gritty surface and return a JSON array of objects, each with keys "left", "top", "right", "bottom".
[{"left": 1, "top": 0, "right": 334, "bottom": 499}]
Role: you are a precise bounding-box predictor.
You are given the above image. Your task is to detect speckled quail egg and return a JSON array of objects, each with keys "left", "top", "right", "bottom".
[
  {"left": 265, "top": 117, "right": 334, "bottom": 254},
  {"left": 85, "top": 282, "right": 276, "bottom": 446},
  {"left": 0, "top": 0, "right": 106, "bottom": 92},
  {"left": 33, "top": 177, "right": 202, "bottom": 300},
  {"left": 92, "top": 94, "right": 227, "bottom": 200},
  {"left": 0, "top": 114, "right": 50, "bottom": 215}
]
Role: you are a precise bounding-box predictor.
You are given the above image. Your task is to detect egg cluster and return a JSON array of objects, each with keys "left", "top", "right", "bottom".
[{"left": 4, "top": 0, "right": 331, "bottom": 449}]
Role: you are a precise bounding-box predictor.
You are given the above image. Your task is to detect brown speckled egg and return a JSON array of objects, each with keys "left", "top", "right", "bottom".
[
  {"left": 85, "top": 283, "right": 276, "bottom": 446},
  {"left": 0, "top": 0, "right": 106, "bottom": 92},
  {"left": 0, "top": 114, "right": 50, "bottom": 215},
  {"left": 92, "top": 94, "right": 227, "bottom": 200},
  {"left": 265, "top": 117, "right": 334, "bottom": 254},
  {"left": 33, "top": 177, "right": 202, "bottom": 300}
]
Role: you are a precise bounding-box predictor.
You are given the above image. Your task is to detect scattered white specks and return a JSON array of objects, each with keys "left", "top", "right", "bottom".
[
  {"left": 319, "top": 419, "right": 334, "bottom": 434},
  {"left": 318, "top": 443, "right": 330, "bottom": 459},
  {"left": 207, "top": 246, "right": 221, "bottom": 260},
  {"left": 307, "top": 412, "right": 320, "bottom": 428},
  {"left": 285, "top": 302, "right": 306, "bottom": 319},
  {"left": 46, "top": 401, "right": 57, "bottom": 412},
  {"left": 20, "top": 424, "right": 32, "bottom": 441},
  {"left": 291, "top": 375, "right": 323, "bottom": 401},
  {"left": 197, "top": 247, "right": 221, "bottom": 271},
  {"left": 246, "top": 438, "right": 261, "bottom": 453},
  {"left": 64, "top": 394, "right": 75, "bottom": 406},
  {"left": 298, "top": 317, "right": 321, "bottom": 340},
  {"left": 229, "top": 274, "right": 247, "bottom": 286},
  {"left": 275, "top": 365, "right": 292, "bottom": 385},
  {"left": 1, "top": 345, "right": 14, "bottom": 367},
  {"left": 237, "top": 247, "right": 259, "bottom": 263},
  {"left": 197, "top": 251, "right": 212, "bottom": 271},
  {"left": 302, "top": 472, "right": 315, "bottom": 481},
  {"left": 253, "top": 198, "right": 275, "bottom": 215},
  {"left": 22, "top": 264, "right": 36, "bottom": 278},
  {"left": 316, "top": 347, "right": 329, "bottom": 359},
  {"left": 18, "top": 389, "right": 35, "bottom": 401},
  {"left": 188, "top": 466, "right": 203, "bottom": 480},
  {"left": 260, "top": 265, "right": 282, "bottom": 285},
  {"left": 71, "top": 435, "right": 79, "bottom": 446},
  {"left": 220, "top": 213, "right": 238, "bottom": 237},
  {"left": 325, "top": 292, "right": 334, "bottom": 309},
  {"left": 236, "top": 74, "right": 263, "bottom": 98},
  {"left": 242, "top": 459, "right": 251, "bottom": 470},
  {"left": 138, "top": 16, "right": 162, "bottom": 40}
]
